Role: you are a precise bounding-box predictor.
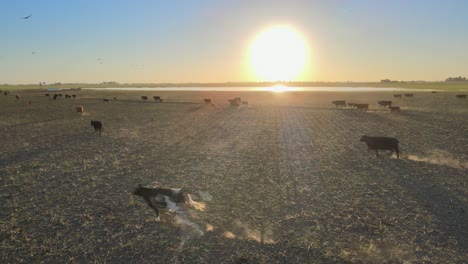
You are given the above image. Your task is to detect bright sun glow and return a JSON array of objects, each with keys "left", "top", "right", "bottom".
[{"left": 249, "top": 25, "right": 308, "bottom": 82}]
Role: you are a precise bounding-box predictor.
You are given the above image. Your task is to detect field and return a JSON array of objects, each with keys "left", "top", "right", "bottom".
[{"left": 1, "top": 90, "right": 467, "bottom": 263}]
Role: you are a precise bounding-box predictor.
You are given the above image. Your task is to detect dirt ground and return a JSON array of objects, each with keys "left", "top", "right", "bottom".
[{"left": 1, "top": 89, "right": 467, "bottom": 263}]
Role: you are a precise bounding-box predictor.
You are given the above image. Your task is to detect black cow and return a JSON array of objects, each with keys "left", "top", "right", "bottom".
[
  {"left": 389, "top": 106, "right": 400, "bottom": 113},
  {"left": 72, "top": 95, "right": 76, "bottom": 98},
  {"left": 332, "top": 100, "right": 346, "bottom": 108},
  {"left": 53, "top": 94, "right": 58, "bottom": 100},
  {"left": 91, "top": 120, "right": 103, "bottom": 134},
  {"left": 355, "top": 103, "right": 369, "bottom": 110},
  {"left": 132, "top": 184, "right": 198, "bottom": 221},
  {"left": 103, "top": 99, "right": 109, "bottom": 102},
  {"left": 228, "top": 97, "right": 241, "bottom": 106},
  {"left": 378, "top": 101, "right": 392, "bottom": 107},
  {"left": 45, "top": 93, "right": 50, "bottom": 97},
  {"left": 360, "top": 135, "right": 399, "bottom": 159},
  {"left": 455, "top": 94, "right": 466, "bottom": 99}
]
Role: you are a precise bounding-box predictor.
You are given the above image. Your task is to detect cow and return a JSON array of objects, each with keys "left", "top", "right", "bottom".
[
  {"left": 360, "top": 135, "right": 400, "bottom": 159},
  {"left": 15, "top": 95, "right": 20, "bottom": 101},
  {"left": 332, "top": 100, "right": 346, "bottom": 108},
  {"left": 204, "top": 98, "right": 211, "bottom": 103},
  {"left": 242, "top": 101, "right": 248, "bottom": 105},
  {"left": 404, "top": 94, "right": 414, "bottom": 97},
  {"left": 228, "top": 97, "right": 241, "bottom": 106},
  {"left": 91, "top": 120, "right": 103, "bottom": 134},
  {"left": 132, "top": 184, "right": 201, "bottom": 221},
  {"left": 431, "top": 91, "right": 437, "bottom": 93},
  {"left": 389, "top": 106, "right": 400, "bottom": 113},
  {"left": 72, "top": 95, "right": 76, "bottom": 98},
  {"left": 153, "top": 96, "right": 163, "bottom": 102},
  {"left": 393, "top": 94, "right": 402, "bottom": 98},
  {"left": 378, "top": 100, "right": 392, "bottom": 108},
  {"left": 65, "top": 94, "right": 71, "bottom": 98},
  {"left": 4, "top": 91, "right": 8, "bottom": 96},
  {"left": 114, "top": 97, "right": 117, "bottom": 100},
  {"left": 103, "top": 99, "right": 109, "bottom": 102},
  {"left": 76, "top": 106, "right": 84, "bottom": 114},
  {"left": 58, "top": 94, "right": 63, "bottom": 97},
  {"left": 45, "top": 93, "right": 50, "bottom": 97},
  {"left": 355, "top": 103, "right": 369, "bottom": 110},
  {"left": 141, "top": 96, "right": 148, "bottom": 100},
  {"left": 455, "top": 94, "right": 466, "bottom": 98},
  {"left": 53, "top": 94, "right": 58, "bottom": 100}
]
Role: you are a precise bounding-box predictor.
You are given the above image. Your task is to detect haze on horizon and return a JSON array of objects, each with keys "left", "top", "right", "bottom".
[{"left": 1, "top": 0, "right": 468, "bottom": 84}]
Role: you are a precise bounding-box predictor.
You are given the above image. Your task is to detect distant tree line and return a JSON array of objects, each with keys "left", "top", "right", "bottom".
[
  {"left": 380, "top": 79, "right": 406, "bottom": 83},
  {"left": 445, "top": 76, "right": 467, "bottom": 82}
]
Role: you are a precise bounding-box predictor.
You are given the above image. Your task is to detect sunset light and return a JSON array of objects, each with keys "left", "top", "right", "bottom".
[{"left": 249, "top": 25, "right": 308, "bottom": 82}]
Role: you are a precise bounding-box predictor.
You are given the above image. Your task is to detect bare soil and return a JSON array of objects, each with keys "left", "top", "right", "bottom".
[{"left": 1, "top": 90, "right": 467, "bottom": 263}]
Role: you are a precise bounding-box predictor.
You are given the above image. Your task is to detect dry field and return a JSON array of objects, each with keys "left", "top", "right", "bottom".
[{"left": 1, "top": 89, "right": 467, "bottom": 263}]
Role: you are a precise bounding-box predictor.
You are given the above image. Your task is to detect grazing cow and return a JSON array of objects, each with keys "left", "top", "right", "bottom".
[
  {"left": 103, "top": 99, "right": 109, "bottom": 102},
  {"left": 45, "top": 93, "right": 50, "bottom": 97},
  {"left": 228, "top": 98, "right": 241, "bottom": 106},
  {"left": 378, "top": 100, "right": 392, "bottom": 107},
  {"left": 242, "top": 101, "right": 248, "bottom": 105},
  {"left": 332, "top": 100, "right": 346, "bottom": 108},
  {"left": 53, "top": 94, "right": 58, "bottom": 100},
  {"left": 153, "top": 96, "right": 162, "bottom": 102},
  {"left": 132, "top": 184, "right": 200, "bottom": 221},
  {"left": 72, "top": 95, "right": 76, "bottom": 98},
  {"left": 141, "top": 96, "right": 148, "bottom": 100},
  {"left": 76, "top": 106, "right": 84, "bottom": 114},
  {"left": 390, "top": 106, "right": 400, "bottom": 113},
  {"left": 404, "top": 93, "right": 414, "bottom": 97},
  {"left": 360, "top": 135, "right": 400, "bottom": 159},
  {"left": 4, "top": 91, "right": 8, "bottom": 96},
  {"left": 355, "top": 103, "right": 369, "bottom": 110},
  {"left": 204, "top": 98, "right": 211, "bottom": 103},
  {"left": 91, "top": 120, "right": 103, "bottom": 134},
  {"left": 15, "top": 95, "right": 20, "bottom": 100},
  {"left": 393, "top": 94, "right": 402, "bottom": 98},
  {"left": 65, "top": 94, "right": 71, "bottom": 98},
  {"left": 455, "top": 94, "right": 466, "bottom": 98}
]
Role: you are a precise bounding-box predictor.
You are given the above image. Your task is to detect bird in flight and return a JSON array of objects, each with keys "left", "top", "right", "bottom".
[{"left": 21, "top": 14, "right": 32, "bottom": 19}]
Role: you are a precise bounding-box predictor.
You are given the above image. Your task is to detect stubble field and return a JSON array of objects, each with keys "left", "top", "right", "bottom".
[{"left": 1, "top": 89, "right": 467, "bottom": 263}]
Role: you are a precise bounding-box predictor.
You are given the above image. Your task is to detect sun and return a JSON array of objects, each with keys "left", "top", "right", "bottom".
[{"left": 249, "top": 25, "right": 308, "bottom": 82}]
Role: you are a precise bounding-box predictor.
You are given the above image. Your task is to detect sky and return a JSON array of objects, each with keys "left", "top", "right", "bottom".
[{"left": 1, "top": 0, "right": 468, "bottom": 84}]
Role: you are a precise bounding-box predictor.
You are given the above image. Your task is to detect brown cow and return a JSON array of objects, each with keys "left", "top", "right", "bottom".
[
  {"left": 455, "top": 94, "right": 466, "bottom": 98},
  {"left": 76, "top": 106, "right": 84, "bottom": 114},
  {"left": 204, "top": 98, "right": 211, "bottom": 103},
  {"left": 15, "top": 95, "right": 20, "bottom": 100}
]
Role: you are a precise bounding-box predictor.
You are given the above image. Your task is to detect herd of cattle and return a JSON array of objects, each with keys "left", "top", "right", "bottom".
[{"left": 332, "top": 92, "right": 467, "bottom": 113}]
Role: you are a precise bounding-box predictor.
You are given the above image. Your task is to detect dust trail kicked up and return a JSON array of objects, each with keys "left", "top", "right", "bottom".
[{"left": 407, "top": 150, "right": 468, "bottom": 170}]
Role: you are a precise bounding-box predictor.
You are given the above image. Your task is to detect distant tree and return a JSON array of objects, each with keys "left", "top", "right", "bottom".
[{"left": 446, "top": 76, "right": 467, "bottom": 82}]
